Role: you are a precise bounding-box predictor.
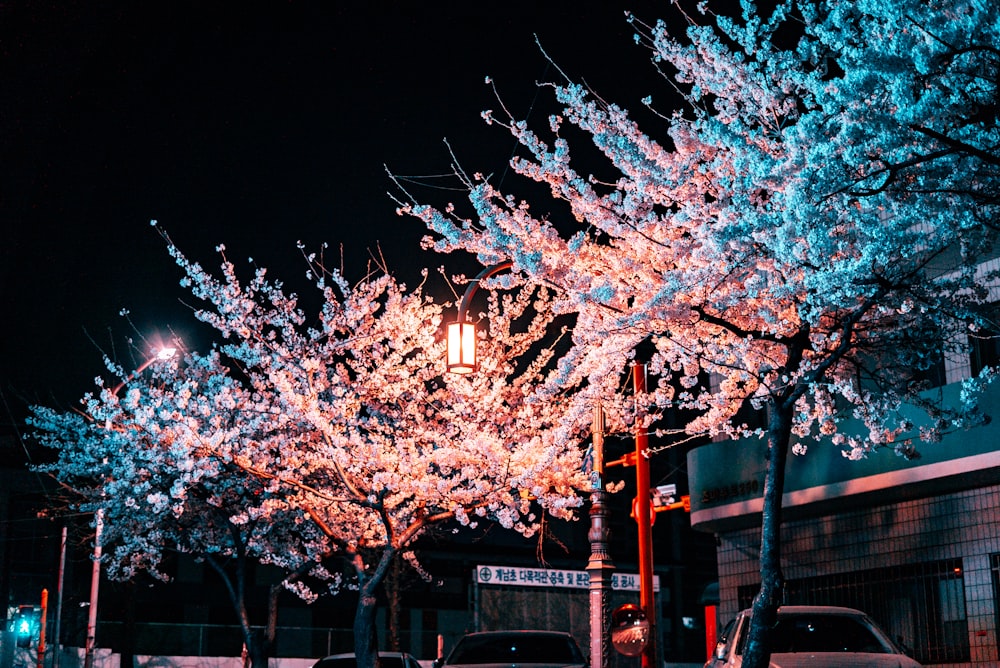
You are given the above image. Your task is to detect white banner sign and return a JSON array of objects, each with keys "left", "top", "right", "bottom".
[{"left": 475, "top": 564, "right": 658, "bottom": 592}]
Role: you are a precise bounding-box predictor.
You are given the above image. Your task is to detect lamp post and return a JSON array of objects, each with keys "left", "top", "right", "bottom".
[
  {"left": 445, "top": 267, "right": 614, "bottom": 668},
  {"left": 586, "top": 403, "right": 615, "bottom": 668},
  {"left": 84, "top": 344, "right": 178, "bottom": 668}
]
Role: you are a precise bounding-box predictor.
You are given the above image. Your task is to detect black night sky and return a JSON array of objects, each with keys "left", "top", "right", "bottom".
[{"left": 1, "top": 1, "right": 666, "bottom": 418}]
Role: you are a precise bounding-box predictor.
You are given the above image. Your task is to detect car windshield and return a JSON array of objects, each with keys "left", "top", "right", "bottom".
[
  {"left": 769, "top": 614, "right": 892, "bottom": 654},
  {"left": 448, "top": 634, "right": 583, "bottom": 664}
]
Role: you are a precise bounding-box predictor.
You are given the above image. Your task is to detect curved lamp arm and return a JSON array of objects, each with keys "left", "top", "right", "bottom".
[{"left": 446, "top": 261, "right": 513, "bottom": 374}]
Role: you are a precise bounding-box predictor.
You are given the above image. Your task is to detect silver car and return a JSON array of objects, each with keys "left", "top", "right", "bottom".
[
  {"left": 436, "top": 630, "right": 586, "bottom": 668},
  {"left": 706, "top": 605, "right": 922, "bottom": 667}
]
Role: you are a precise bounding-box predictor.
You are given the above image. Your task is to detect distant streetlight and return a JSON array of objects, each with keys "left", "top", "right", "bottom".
[
  {"left": 445, "top": 262, "right": 512, "bottom": 374},
  {"left": 110, "top": 345, "right": 178, "bottom": 395},
  {"left": 84, "top": 344, "right": 178, "bottom": 668}
]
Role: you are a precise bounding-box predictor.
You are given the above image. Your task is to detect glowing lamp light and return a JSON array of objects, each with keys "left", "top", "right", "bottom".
[
  {"left": 156, "top": 346, "right": 178, "bottom": 360},
  {"left": 447, "top": 320, "right": 477, "bottom": 374}
]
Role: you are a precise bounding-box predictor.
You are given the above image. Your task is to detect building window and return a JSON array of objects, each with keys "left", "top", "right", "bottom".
[
  {"left": 910, "top": 348, "right": 947, "bottom": 390},
  {"left": 989, "top": 553, "right": 1000, "bottom": 660},
  {"left": 736, "top": 558, "right": 969, "bottom": 664},
  {"left": 971, "top": 305, "right": 1000, "bottom": 376},
  {"left": 971, "top": 331, "right": 1000, "bottom": 376},
  {"left": 732, "top": 397, "right": 768, "bottom": 435}
]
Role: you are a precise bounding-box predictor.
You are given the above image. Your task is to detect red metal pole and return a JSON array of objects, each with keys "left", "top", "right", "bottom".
[
  {"left": 705, "top": 605, "right": 718, "bottom": 662},
  {"left": 39, "top": 589, "right": 48, "bottom": 668},
  {"left": 632, "top": 362, "right": 656, "bottom": 668}
]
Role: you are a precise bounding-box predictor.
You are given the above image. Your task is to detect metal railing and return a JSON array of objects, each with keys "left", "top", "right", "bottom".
[{"left": 94, "top": 623, "right": 451, "bottom": 661}]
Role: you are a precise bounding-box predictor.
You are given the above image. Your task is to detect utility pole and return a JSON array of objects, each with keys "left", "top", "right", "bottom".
[
  {"left": 633, "top": 362, "right": 656, "bottom": 668},
  {"left": 605, "top": 363, "right": 659, "bottom": 665},
  {"left": 84, "top": 509, "right": 103, "bottom": 668},
  {"left": 54, "top": 525, "right": 66, "bottom": 668}
]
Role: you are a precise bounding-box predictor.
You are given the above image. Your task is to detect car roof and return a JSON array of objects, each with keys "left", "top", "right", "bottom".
[
  {"left": 779, "top": 605, "right": 868, "bottom": 615},
  {"left": 458, "top": 630, "right": 574, "bottom": 637},
  {"left": 318, "top": 654, "right": 410, "bottom": 659},
  {"left": 739, "top": 605, "right": 868, "bottom": 616}
]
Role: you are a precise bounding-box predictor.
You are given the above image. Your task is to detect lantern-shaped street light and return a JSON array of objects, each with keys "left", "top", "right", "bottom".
[
  {"left": 444, "top": 266, "right": 618, "bottom": 668},
  {"left": 446, "top": 262, "right": 512, "bottom": 374},
  {"left": 446, "top": 320, "right": 477, "bottom": 374}
]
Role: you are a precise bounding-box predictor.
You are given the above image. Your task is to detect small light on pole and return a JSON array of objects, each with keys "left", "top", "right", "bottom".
[{"left": 445, "top": 262, "right": 512, "bottom": 374}]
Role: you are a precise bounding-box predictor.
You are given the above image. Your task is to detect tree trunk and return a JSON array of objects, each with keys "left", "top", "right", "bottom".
[
  {"left": 354, "top": 548, "right": 397, "bottom": 668},
  {"left": 120, "top": 580, "right": 136, "bottom": 668},
  {"left": 206, "top": 552, "right": 271, "bottom": 668},
  {"left": 228, "top": 580, "right": 268, "bottom": 668},
  {"left": 244, "top": 628, "right": 268, "bottom": 668},
  {"left": 740, "top": 402, "right": 793, "bottom": 668},
  {"left": 266, "top": 581, "right": 283, "bottom": 662},
  {"left": 354, "top": 586, "right": 380, "bottom": 668},
  {"left": 235, "top": 588, "right": 269, "bottom": 668},
  {"left": 387, "top": 553, "right": 402, "bottom": 651}
]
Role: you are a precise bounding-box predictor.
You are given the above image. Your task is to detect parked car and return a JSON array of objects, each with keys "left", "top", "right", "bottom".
[
  {"left": 313, "top": 652, "right": 423, "bottom": 668},
  {"left": 705, "top": 605, "right": 922, "bottom": 667},
  {"left": 435, "top": 630, "right": 586, "bottom": 668}
]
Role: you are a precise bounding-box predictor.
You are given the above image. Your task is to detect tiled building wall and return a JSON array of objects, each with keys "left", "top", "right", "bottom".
[{"left": 713, "top": 484, "right": 1000, "bottom": 666}]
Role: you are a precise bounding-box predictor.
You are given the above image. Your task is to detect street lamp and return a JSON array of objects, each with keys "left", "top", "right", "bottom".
[
  {"left": 84, "top": 344, "right": 178, "bottom": 668},
  {"left": 445, "top": 267, "right": 615, "bottom": 668},
  {"left": 110, "top": 345, "right": 178, "bottom": 395},
  {"left": 445, "top": 262, "right": 512, "bottom": 373}
]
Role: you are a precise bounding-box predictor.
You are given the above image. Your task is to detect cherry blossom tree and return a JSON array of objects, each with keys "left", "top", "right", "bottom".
[
  {"left": 30, "top": 346, "right": 333, "bottom": 668},
  {"left": 398, "top": 1, "right": 1000, "bottom": 666},
  {"left": 33, "top": 226, "right": 598, "bottom": 668},
  {"left": 161, "top": 233, "right": 600, "bottom": 668}
]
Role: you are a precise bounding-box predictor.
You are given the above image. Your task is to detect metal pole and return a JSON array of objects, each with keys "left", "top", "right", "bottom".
[
  {"left": 84, "top": 509, "right": 103, "bottom": 668},
  {"left": 38, "top": 589, "right": 48, "bottom": 668},
  {"left": 587, "top": 402, "right": 615, "bottom": 668},
  {"left": 53, "top": 525, "right": 66, "bottom": 668},
  {"left": 632, "top": 362, "right": 656, "bottom": 668},
  {"left": 471, "top": 568, "right": 480, "bottom": 632}
]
